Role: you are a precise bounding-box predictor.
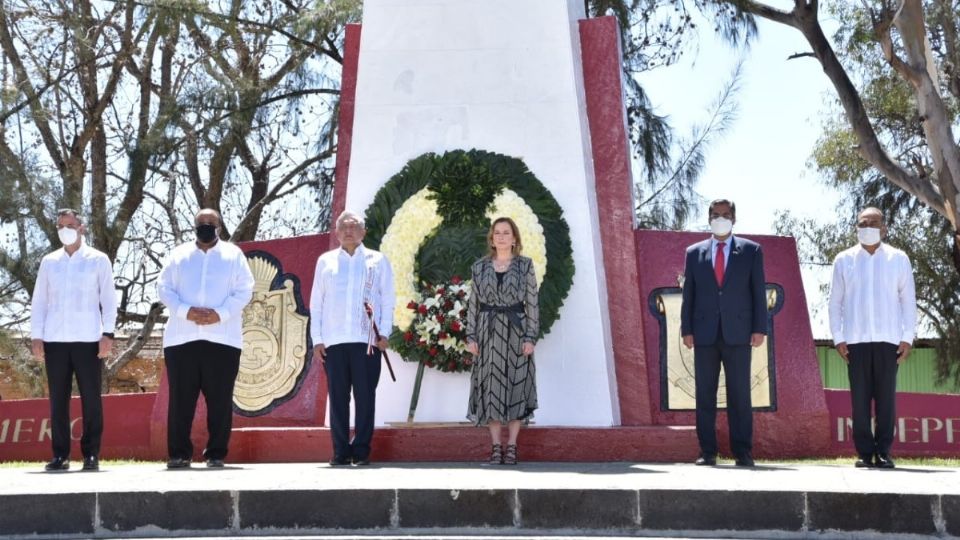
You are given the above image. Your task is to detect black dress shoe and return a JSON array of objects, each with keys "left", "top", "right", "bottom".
[
  {"left": 855, "top": 455, "right": 874, "bottom": 468},
  {"left": 353, "top": 458, "right": 371, "bottom": 466},
  {"left": 694, "top": 455, "right": 717, "bottom": 466},
  {"left": 166, "top": 458, "right": 191, "bottom": 469},
  {"left": 82, "top": 456, "right": 99, "bottom": 471},
  {"left": 875, "top": 453, "right": 896, "bottom": 469},
  {"left": 44, "top": 457, "right": 70, "bottom": 472},
  {"left": 735, "top": 454, "right": 755, "bottom": 467},
  {"left": 328, "top": 456, "right": 351, "bottom": 466},
  {"left": 205, "top": 459, "right": 225, "bottom": 468}
]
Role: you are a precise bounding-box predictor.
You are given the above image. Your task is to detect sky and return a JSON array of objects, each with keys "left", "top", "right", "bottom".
[{"left": 637, "top": 16, "right": 845, "bottom": 338}]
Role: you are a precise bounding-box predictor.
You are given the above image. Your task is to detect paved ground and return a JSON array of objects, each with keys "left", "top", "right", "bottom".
[
  {"left": 1, "top": 461, "right": 958, "bottom": 539},
  {"left": 2, "top": 460, "right": 957, "bottom": 495}
]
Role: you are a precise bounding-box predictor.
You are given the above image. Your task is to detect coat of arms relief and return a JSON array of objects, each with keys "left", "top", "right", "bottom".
[{"left": 235, "top": 255, "right": 310, "bottom": 415}]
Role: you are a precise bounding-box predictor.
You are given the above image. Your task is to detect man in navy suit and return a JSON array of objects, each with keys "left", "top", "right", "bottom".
[{"left": 680, "top": 199, "right": 767, "bottom": 467}]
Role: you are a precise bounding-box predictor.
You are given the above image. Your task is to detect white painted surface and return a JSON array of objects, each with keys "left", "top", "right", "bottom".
[{"left": 342, "top": 0, "right": 619, "bottom": 426}]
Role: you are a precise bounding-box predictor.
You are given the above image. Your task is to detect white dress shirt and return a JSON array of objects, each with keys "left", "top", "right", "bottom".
[
  {"left": 828, "top": 243, "right": 917, "bottom": 346},
  {"left": 157, "top": 240, "right": 255, "bottom": 349},
  {"left": 310, "top": 245, "right": 395, "bottom": 348},
  {"left": 31, "top": 242, "right": 117, "bottom": 342}
]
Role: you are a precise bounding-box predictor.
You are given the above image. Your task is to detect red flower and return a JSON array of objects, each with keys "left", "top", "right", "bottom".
[
  {"left": 438, "top": 332, "right": 447, "bottom": 340},
  {"left": 450, "top": 321, "right": 461, "bottom": 332},
  {"left": 444, "top": 300, "right": 453, "bottom": 310},
  {"left": 418, "top": 339, "right": 427, "bottom": 346},
  {"left": 436, "top": 314, "right": 445, "bottom": 324},
  {"left": 428, "top": 347, "right": 438, "bottom": 357},
  {"left": 447, "top": 361, "right": 456, "bottom": 371},
  {"left": 457, "top": 290, "right": 465, "bottom": 298},
  {"left": 407, "top": 301, "right": 417, "bottom": 310},
  {"left": 425, "top": 359, "right": 434, "bottom": 367},
  {"left": 404, "top": 331, "right": 414, "bottom": 342},
  {"left": 451, "top": 275, "right": 462, "bottom": 284},
  {"left": 437, "top": 287, "right": 445, "bottom": 295},
  {"left": 464, "top": 357, "right": 473, "bottom": 366},
  {"left": 418, "top": 305, "right": 428, "bottom": 315}
]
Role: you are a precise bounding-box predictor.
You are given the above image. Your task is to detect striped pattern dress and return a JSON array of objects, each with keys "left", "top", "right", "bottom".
[{"left": 465, "top": 255, "right": 539, "bottom": 425}]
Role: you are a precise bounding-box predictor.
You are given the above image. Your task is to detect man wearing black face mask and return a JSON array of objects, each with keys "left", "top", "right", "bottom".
[{"left": 157, "top": 209, "right": 254, "bottom": 469}]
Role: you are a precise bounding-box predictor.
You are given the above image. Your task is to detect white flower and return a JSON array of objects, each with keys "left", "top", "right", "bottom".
[{"left": 381, "top": 188, "right": 442, "bottom": 329}]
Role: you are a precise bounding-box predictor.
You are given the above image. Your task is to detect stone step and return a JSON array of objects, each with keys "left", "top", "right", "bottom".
[{"left": 0, "top": 463, "right": 957, "bottom": 538}]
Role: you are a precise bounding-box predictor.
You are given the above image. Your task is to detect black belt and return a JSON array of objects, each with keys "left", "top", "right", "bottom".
[{"left": 479, "top": 302, "right": 524, "bottom": 339}]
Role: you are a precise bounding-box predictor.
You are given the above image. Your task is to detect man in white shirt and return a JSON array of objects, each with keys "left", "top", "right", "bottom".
[
  {"left": 829, "top": 207, "right": 917, "bottom": 469},
  {"left": 157, "top": 209, "right": 254, "bottom": 469},
  {"left": 310, "top": 211, "right": 395, "bottom": 466},
  {"left": 31, "top": 208, "right": 117, "bottom": 472}
]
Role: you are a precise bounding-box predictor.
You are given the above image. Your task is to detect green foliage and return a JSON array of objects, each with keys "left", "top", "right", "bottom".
[
  {"left": 426, "top": 150, "right": 506, "bottom": 227},
  {"left": 804, "top": 0, "right": 960, "bottom": 384},
  {"left": 416, "top": 226, "right": 488, "bottom": 286},
  {"left": 587, "top": 1, "right": 757, "bottom": 229},
  {"left": 810, "top": 125, "right": 870, "bottom": 188}
]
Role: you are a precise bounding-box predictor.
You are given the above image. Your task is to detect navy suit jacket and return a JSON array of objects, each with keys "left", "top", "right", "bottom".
[{"left": 680, "top": 236, "right": 767, "bottom": 346}]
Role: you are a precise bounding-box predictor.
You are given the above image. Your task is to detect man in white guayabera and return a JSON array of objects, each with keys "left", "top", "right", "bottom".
[
  {"left": 829, "top": 206, "right": 916, "bottom": 469},
  {"left": 310, "top": 211, "right": 395, "bottom": 466},
  {"left": 157, "top": 209, "right": 254, "bottom": 469},
  {"left": 31, "top": 208, "right": 117, "bottom": 472}
]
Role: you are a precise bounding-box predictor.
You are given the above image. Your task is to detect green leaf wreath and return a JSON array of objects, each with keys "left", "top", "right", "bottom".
[{"left": 364, "top": 149, "right": 574, "bottom": 373}]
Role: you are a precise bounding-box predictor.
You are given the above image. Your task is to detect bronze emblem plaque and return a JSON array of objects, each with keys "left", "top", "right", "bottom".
[{"left": 235, "top": 253, "right": 311, "bottom": 415}]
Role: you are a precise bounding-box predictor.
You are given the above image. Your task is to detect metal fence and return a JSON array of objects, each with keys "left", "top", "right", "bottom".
[{"left": 816, "top": 345, "right": 960, "bottom": 395}]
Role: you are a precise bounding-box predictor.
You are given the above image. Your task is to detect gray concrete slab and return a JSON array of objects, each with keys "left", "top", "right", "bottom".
[{"left": 0, "top": 462, "right": 957, "bottom": 538}]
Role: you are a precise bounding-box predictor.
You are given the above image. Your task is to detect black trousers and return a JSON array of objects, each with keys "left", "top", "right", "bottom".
[
  {"left": 847, "top": 342, "right": 899, "bottom": 457},
  {"left": 694, "top": 337, "right": 753, "bottom": 458},
  {"left": 325, "top": 343, "right": 381, "bottom": 461},
  {"left": 44, "top": 342, "right": 102, "bottom": 459},
  {"left": 163, "top": 340, "right": 241, "bottom": 461}
]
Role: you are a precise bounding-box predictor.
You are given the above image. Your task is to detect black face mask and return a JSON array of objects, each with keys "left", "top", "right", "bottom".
[{"left": 196, "top": 224, "right": 218, "bottom": 243}]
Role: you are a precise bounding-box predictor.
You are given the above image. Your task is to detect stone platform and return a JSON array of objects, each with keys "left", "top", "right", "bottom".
[{"left": 1, "top": 461, "right": 958, "bottom": 539}]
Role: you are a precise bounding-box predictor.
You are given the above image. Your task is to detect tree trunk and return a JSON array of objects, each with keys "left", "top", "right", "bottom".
[
  {"left": 954, "top": 232, "right": 960, "bottom": 276},
  {"left": 102, "top": 302, "right": 164, "bottom": 392}
]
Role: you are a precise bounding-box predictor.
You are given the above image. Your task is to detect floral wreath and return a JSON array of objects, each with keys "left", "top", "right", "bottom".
[{"left": 364, "top": 149, "right": 574, "bottom": 372}]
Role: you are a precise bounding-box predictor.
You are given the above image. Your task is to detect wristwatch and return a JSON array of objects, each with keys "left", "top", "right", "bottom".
[{"left": 102, "top": 332, "right": 115, "bottom": 339}]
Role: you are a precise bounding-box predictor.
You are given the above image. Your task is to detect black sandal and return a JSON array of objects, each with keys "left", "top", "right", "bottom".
[
  {"left": 489, "top": 444, "right": 503, "bottom": 464},
  {"left": 503, "top": 444, "right": 518, "bottom": 465}
]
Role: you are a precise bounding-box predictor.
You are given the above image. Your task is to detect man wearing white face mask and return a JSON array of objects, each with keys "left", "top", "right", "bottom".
[
  {"left": 680, "top": 199, "right": 767, "bottom": 467},
  {"left": 31, "top": 208, "right": 117, "bottom": 472},
  {"left": 828, "top": 207, "right": 916, "bottom": 469}
]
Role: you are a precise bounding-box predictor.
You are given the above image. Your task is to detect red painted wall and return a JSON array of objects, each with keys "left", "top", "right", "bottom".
[
  {"left": 579, "top": 17, "right": 652, "bottom": 425},
  {"left": 635, "top": 230, "right": 833, "bottom": 457},
  {"left": 330, "top": 23, "right": 362, "bottom": 233},
  {"left": 0, "top": 393, "right": 154, "bottom": 461},
  {"left": 825, "top": 390, "right": 960, "bottom": 456}
]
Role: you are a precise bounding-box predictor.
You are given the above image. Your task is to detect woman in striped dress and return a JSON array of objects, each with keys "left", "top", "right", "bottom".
[{"left": 465, "top": 217, "right": 539, "bottom": 465}]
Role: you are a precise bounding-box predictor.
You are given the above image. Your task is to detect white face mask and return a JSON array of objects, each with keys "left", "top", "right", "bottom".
[
  {"left": 58, "top": 227, "right": 79, "bottom": 246},
  {"left": 857, "top": 227, "right": 882, "bottom": 246},
  {"left": 710, "top": 217, "right": 733, "bottom": 237}
]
